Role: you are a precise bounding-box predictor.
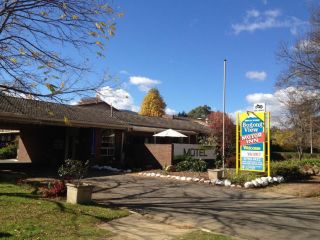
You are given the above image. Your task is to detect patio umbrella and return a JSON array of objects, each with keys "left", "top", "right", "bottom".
[{"left": 153, "top": 129, "right": 187, "bottom": 138}]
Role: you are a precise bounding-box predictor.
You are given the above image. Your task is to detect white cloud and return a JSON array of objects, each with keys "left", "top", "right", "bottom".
[
  {"left": 69, "top": 100, "right": 79, "bottom": 105},
  {"left": 232, "top": 9, "right": 307, "bottom": 35},
  {"left": 230, "top": 89, "right": 291, "bottom": 125},
  {"left": 245, "top": 71, "right": 267, "bottom": 81},
  {"left": 246, "top": 9, "right": 260, "bottom": 18},
  {"left": 232, "top": 87, "right": 319, "bottom": 125},
  {"left": 119, "top": 70, "right": 130, "bottom": 75},
  {"left": 165, "top": 107, "right": 177, "bottom": 115},
  {"left": 264, "top": 9, "right": 281, "bottom": 18},
  {"left": 97, "top": 86, "right": 139, "bottom": 112},
  {"left": 245, "top": 92, "right": 285, "bottom": 119},
  {"left": 129, "top": 76, "right": 161, "bottom": 92}
]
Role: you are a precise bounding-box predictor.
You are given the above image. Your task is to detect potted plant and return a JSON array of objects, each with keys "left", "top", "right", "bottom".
[
  {"left": 207, "top": 157, "right": 223, "bottom": 181},
  {"left": 58, "top": 159, "right": 94, "bottom": 204}
]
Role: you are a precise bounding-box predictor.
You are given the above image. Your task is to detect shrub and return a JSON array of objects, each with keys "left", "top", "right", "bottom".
[
  {"left": 58, "top": 159, "right": 89, "bottom": 187},
  {"left": 0, "top": 144, "right": 17, "bottom": 159},
  {"left": 271, "top": 160, "right": 308, "bottom": 181},
  {"left": 226, "top": 156, "right": 236, "bottom": 168},
  {"left": 175, "top": 156, "right": 207, "bottom": 172},
  {"left": 172, "top": 155, "right": 187, "bottom": 165},
  {"left": 39, "top": 180, "right": 67, "bottom": 198},
  {"left": 224, "top": 169, "right": 258, "bottom": 185},
  {"left": 299, "top": 159, "right": 320, "bottom": 167},
  {"left": 272, "top": 152, "right": 320, "bottom": 161}
]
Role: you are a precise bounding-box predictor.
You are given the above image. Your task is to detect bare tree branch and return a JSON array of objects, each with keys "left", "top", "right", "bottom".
[{"left": 0, "top": 0, "right": 122, "bottom": 101}]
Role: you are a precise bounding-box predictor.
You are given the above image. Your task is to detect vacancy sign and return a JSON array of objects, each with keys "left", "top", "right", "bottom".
[{"left": 239, "top": 112, "right": 265, "bottom": 172}]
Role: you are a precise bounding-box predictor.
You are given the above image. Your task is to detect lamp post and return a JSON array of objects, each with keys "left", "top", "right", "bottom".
[{"left": 222, "top": 59, "right": 227, "bottom": 175}]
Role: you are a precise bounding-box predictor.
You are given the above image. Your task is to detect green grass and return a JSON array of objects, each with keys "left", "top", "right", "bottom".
[
  {"left": 175, "top": 230, "right": 234, "bottom": 240},
  {"left": 0, "top": 175, "right": 129, "bottom": 240}
]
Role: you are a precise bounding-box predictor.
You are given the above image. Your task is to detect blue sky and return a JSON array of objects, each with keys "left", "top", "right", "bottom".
[{"left": 87, "top": 0, "right": 313, "bottom": 116}]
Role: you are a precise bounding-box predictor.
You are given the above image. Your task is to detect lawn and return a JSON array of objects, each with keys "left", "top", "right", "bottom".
[
  {"left": 0, "top": 173, "right": 129, "bottom": 240},
  {"left": 175, "top": 230, "right": 234, "bottom": 240}
]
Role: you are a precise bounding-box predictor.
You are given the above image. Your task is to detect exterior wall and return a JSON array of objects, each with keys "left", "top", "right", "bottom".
[
  {"left": 17, "top": 125, "right": 66, "bottom": 165},
  {"left": 17, "top": 137, "right": 31, "bottom": 162},
  {"left": 145, "top": 144, "right": 173, "bottom": 168},
  {"left": 17, "top": 125, "right": 121, "bottom": 166},
  {"left": 125, "top": 143, "right": 172, "bottom": 169}
]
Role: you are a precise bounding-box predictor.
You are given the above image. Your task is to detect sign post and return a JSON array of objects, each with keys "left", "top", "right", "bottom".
[{"left": 236, "top": 111, "right": 271, "bottom": 176}]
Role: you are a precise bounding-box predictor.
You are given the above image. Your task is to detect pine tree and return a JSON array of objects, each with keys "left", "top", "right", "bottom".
[{"left": 140, "top": 88, "right": 166, "bottom": 117}]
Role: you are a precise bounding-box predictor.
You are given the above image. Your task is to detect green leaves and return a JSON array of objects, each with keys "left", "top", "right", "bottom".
[
  {"left": 46, "top": 83, "right": 56, "bottom": 93},
  {"left": 58, "top": 159, "right": 90, "bottom": 187}
]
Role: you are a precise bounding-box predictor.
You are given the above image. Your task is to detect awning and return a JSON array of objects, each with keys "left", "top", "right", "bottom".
[{"left": 153, "top": 129, "right": 187, "bottom": 138}]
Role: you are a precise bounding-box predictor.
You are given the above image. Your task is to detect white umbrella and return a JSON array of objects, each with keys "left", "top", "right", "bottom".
[{"left": 153, "top": 129, "right": 187, "bottom": 138}]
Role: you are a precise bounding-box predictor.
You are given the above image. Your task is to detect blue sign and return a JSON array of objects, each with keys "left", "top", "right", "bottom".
[{"left": 240, "top": 113, "right": 265, "bottom": 172}]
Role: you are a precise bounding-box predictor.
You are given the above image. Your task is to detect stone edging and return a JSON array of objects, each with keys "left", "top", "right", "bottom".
[{"left": 137, "top": 172, "right": 285, "bottom": 189}]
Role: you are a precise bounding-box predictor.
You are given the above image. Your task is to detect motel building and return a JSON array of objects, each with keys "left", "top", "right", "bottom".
[{"left": 0, "top": 95, "right": 212, "bottom": 169}]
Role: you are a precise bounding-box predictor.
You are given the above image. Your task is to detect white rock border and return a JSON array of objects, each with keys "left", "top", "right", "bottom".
[
  {"left": 137, "top": 172, "right": 285, "bottom": 189},
  {"left": 244, "top": 176, "right": 284, "bottom": 188}
]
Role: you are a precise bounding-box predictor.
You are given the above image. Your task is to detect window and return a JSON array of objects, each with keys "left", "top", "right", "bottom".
[{"left": 100, "top": 130, "right": 115, "bottom": 157}]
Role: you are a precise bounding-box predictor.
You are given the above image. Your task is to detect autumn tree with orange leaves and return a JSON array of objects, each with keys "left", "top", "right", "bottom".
[
  {"left": 140, "top": 88, "right": 166, "bottom": 117},
  {"left": 207, "top": 111, "right": 236, "bottom": 166}
]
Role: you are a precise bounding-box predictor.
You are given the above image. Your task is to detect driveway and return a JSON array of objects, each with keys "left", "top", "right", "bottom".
[{"left": 88, "top": 174, "right": 320, "bottom": 240}]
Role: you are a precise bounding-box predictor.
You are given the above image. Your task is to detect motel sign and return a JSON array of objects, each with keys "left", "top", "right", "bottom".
[{"left": 236, "top": 111, "right": 271, "bottom": 176}]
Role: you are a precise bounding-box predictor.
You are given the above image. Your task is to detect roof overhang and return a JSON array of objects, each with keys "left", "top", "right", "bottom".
[{"left": 0, "top": 112, "right": 128, "bottom": 130}]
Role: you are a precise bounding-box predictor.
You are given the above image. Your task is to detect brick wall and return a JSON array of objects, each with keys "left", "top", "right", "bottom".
[
  {"left": 144, "top": 144, "right": 172, "bottom": 168},
  {"left": 125, "top": 143, "right": 173, "bottom": 169}
]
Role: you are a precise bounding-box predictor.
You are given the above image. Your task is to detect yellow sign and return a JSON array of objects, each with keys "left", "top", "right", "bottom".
[{"left": 236, "top": 112, "right": 271, "bottom": 176}]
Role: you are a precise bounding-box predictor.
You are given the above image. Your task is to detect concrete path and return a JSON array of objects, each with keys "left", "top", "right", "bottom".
[
  {"left": 88, "top": 174, "right": 320, "bottom": 240},
  {"left": 100, "top": 211, "right": 193, "bottom": 240}
]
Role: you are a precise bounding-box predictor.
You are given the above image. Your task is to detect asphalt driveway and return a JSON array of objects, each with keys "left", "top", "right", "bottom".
[{"left": 88, "top": 174, "right": 320, "bottom": 240}]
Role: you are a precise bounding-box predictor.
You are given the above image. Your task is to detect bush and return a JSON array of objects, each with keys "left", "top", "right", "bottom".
[
  {"left": 58, "top": 159, "right": 89, "bottom": 187},
  {"left": 172, "top": 155, "right": 187, "bottom": 165},
  {"left": 224, "top": 169, "right": 258, "bottom": 185},
  {"left": 39, "top": 180, "right": 67, "bottom": 198},
  {"left": 175, "top": 156, "right": 207, "bottom": 172},
  {"left": 298, "top": 159, "right": 320, "bottom": 167},
  {"left": 272, "top": 152, "right": 320, "bottom": 161},
  {"left": 271, "top": 160, "right": 308, "bottom": 181},
  {"left": 0, "top": 144, "right": 17, "bottom": 159}
]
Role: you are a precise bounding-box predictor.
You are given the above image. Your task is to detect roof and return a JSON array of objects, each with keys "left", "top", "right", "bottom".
[
  {"left": 78, "top": 99, "right": 211, "bottom": 134},
  {"left": 0, "top": 95, "right": 211, "bottom": 134},
  {"left": 0, "top": 95, "right": 126, "bottom": 129},
  {"left": 113, "top": 111, "right": 210, "bottom": 134}
]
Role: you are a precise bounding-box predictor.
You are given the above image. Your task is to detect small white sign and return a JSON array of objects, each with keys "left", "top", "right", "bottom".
[
  {"left": 253, "top": 103, "right": 266, "bottom": 112},
  {"left": 241, "top": 150, "right": 264, "bottom": 158},
  {"left": 173, "top": 144, "right": 215, "bottom": 160}
]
